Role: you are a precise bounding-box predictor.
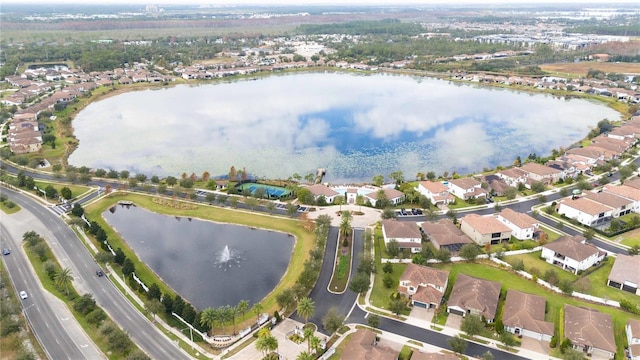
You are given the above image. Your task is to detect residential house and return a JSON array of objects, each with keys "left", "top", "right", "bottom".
[
  {"left": 459, "top": 214, "right": 512, "bottom": 245},
  {"left": 381, "top": 219, "right": 422, "bottom": 253},
  {"left": 625, "top": 177, "right": 640, "bottom": 190},
  {"left": 583, "top": 191, "right": 634, "bottom": 218},
  {"left": 364, "top": 187, "right": 405, "bottom": 207},
  {"left": 416, "top": 181, "right": 454, "bottom": 206},
  {"left": 397, "top": 263, "right": 449, "bottom": 309},
  {"left": 447, "top": 177, "right": 488, "bottom": 200},
  {"left": 481, "top": 174, "right": 510, "bottom": 197},
  {"left": 607, "top": 254, "right": 640, "bottom": 295},
  {"left": 564, "top": 305, "right": 616, "bottom": 359},
  {"left": 496, "top": 208, "right": 539, "bottom": 240},
  {"left": 421, "top": 219, "right": 473, "bottom": 253},
  {"left": 556, "top": 197, "right": 614, "bottom": 227},
  {"left": 340, "top": 329, "right": 397, "bottom": 360},
  {"left": 520, "top": 162, "right": 564, "bottom": 184},
  {"left": 603, "top": 184, "right": 640, "bottom": 213},
  {"left": 541, "top": 235, "right": 605, "bottom": 274},
  {"left": 502, "top": 290, "right": 554, "bottom": 342},
  {"left": 304, "top": 184, "right": 339, "bottom": 203},
  {"left": 496, "top": 167, "right": 528, "bottom": 188},
  {"left": 628, "top": 319, "right": 640, "bottom": 360},
  {"left": 447, "top": 273, "right": 501, "bottom": 322}
]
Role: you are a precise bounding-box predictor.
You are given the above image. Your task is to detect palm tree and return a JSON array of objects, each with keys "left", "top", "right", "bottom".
[
  {"left": 297, "top": 351, "right": 315, "bottom": 360},
  {"left": 339, "top": 217, "right": 352, "bottom": 242},
  {"left": 309, "top": 335, "right": 321, "bottom": 354},
  {"left": 200, "top": 307, "right": 217, "bottom": 335},
  {"left": 55, "top": 267, "right": 73, "bottom": 296},
  {"left": 296, "top": 297, "right": 315, "bottom": 324},
  {"left": 237, "top": 300, "right": 249, "bottom": 322},
  {"left": 255, "top": 328, "right": 278, "bottom": 358},
  {"left": 303, "top": 327, "right": 314, "bottom": 353},
  {"left": 252, "top": 302, "right": 264, "bottom": 321}
]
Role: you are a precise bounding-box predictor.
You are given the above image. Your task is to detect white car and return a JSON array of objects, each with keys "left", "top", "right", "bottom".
[{"left": 19, "top": 291, "right": 28, "bottom": 300}]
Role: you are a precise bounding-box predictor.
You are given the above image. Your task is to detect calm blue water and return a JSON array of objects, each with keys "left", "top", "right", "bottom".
[
  {"left": 102, "top": 205, "right": 293, "bottom": 310},
  {"left": 69, "top": 72, "right": 620, "bottom": 183}
]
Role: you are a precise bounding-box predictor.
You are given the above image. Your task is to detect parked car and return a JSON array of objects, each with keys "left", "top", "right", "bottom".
[
  {"left": 19, "top": 291, "right": 28, "bottom": 300},
  {"left": 400, "top": 208, "right": 407, "bottom": 216},
  {"left": 96, "top": 269, "right": 104, "bottom": 277},
  {"left": 2, "top": 248, "right": 10, "bottom": 255},
  {"left": 411, "top": 208, "right": 419, "bottom": 215}
]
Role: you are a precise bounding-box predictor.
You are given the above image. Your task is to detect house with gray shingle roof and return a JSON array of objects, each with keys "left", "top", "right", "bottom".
[
  {"left": 381, "top": 219, "right": 422, "bottom": 253},
  {"left": 564, "top": 305, "right": 615, "bottom": 359},
  {"left": 607, "top": 254, "right": 640, "bottom": 296},
  {"left": 503, "top": 290, "right": 554, "bottom": 342},
  {"left": 628, "top": 318, "right": 640, "bottom": 360},
  {"left": 447, "top": 177, "right": 488, "bottom": 200},
  {"left": 447, "top": 273, "right": 501, "bottom": 322},
  {"left": 397, "top": 263, "right": 449, "bottom": 309},
  {"left": 557, "top": 197, "right": 614, "bottom": 227},
  {"left": 541, "top": 235, "right": 604, "bottom": 274}
]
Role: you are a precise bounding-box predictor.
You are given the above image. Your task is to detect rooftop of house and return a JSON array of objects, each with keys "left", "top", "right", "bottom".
[
  {"left": 399, "top": 263, "right": 449, "bottom": 289},
  {"left": 418, "top": 180, "right": 449, "bottom": 194},
  {"left": 498, "top": 208, "right": 538, "bottom": 229},
  {"left": 382, "top": 219, "right": 422, "bottom": 239},
  {"left": 366, "top": 187, "right": 405, "bottom": 200},
  {"left": 448, "top": 273, "right": 501, "bottom": 320},
  {"left": 305, "top": 184, "right": 339, "bottom": 197},
  {"left": 583, "top": 191, "right": 634, "bottom": 209},
  {"left": 629, "top": 318, "right": 640, "bottom": 339},
  {"left": 603, "top": 184, "right": 640, "bottom": 201},
  {"left": 460, "top": 214, "right": 512, "bottom": 234},
  {"left": 558, "top": 197, "right": 613, "bottom": 216},
  {"left": 502, "top": 290, "right": 554, "bottom": 337},
  {"left": 542, "top": 235, "right": 600, "bottom": 262},
  {"left": 421, "top": 219, "right": 473, "bottom": 247},
  {"left": 564, "top": 304, "right": 616, "bottom": 353},
  {"left": 340, "top": 329, "right": 397, "bottom": 360},
  {"left": 449, "top": 177, "right": 481, "bottom": 189},
  {"left": 608, "top": 254, "right": 640, "bottom": 287},
  {"left": 521, "top": 162, "right": 562, "bottom": 176}
]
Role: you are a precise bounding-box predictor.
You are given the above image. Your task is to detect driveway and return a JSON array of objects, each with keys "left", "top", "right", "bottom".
[
  {"left": 445, "top": 314, "right": 463, "bottom": 330},
  {"left": 520, "top": 336, "right": 550, "bottom": 356}
]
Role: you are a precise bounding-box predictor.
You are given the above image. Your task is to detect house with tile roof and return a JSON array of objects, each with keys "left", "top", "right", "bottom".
[
  {"left": 397, "top": 263, "right": 449, "bottom": 309},
  {"left": 459, "top": 214, "right": 512, "bottom": 246},
  {"left": 410, "top": 352, "right": 461, "bottom": 360},
  {"left": 416, "top": 181, "right": 454, "bottom": 206},
  {"left": 421, "top": 219, "right": 473, "bottom": 253},
  {"left": 364, "top": 187, "right": 405, "bottom": 207},
  {"left": 340, "top": 329, "right": 397, "bottom": 360},
  {"left": 583, "top": 191, "right": 634, "bottom": 218},
  {"left": 564, "top": 305, "right": 616, "bottom": 359},
  {"left": 496, "top": 167, "right": 529, "bottom": 188},
  {"left": 602, "top": 184, "right": 640, "bottom": 213},
  {"left": 381, "top": 219, "right": 422, "bottom": 253},
  {"left": 447, "top": 177, "right": 488, "bottom": 200},
  {"left": 446, "top": 273, "right": 501, "bottom": 322},
  {"left": 496, "top": 208, "right": 539, "bottom": 240},
  {"left": 304, "top": 184, "right": 339, "bottom": 203},
  {"left": 556, "top": 197, "right": 614, "bottom": 227},
  {"left": 607, "top": 254, "right": 640, "bottom": 296},
  {"left": 521, "top": 162, "right": 564, "bottom": 184},
  {"left": 541, "top": 235, "right": 604, "bottom": 274},
  {"left": 628, "top": 318, "right": 640, "bottom": 360},
  {"left": 502, "top": 290, "right": 554, "bottom": 342}
]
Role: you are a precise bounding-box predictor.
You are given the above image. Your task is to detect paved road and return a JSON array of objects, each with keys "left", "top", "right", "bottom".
[
  {"left": 348, "top": 307, "right": 529, "bottom": 360},
  {"left": 3, "top": 187, "right": 191, "bottom": 360}
]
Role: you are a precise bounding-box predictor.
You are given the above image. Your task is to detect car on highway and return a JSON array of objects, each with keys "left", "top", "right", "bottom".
[
  {"left": 96, "top": 269, "right": 104, "bottom": 277},
  {"left": 19, "top": 291, "right": 28, "bottom": 300},
  {"left": 2, "top": 248, "right": 10, "bottom": 255}
]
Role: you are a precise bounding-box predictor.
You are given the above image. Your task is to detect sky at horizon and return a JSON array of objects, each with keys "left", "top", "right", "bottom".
[{"left": 4, "top": 0, "right": 640, "bottom": 5}]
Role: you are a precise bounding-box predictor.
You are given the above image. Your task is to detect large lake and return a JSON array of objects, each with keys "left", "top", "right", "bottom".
[
  {"left": 69, "top": 73, "right": 620, "bottom": 183},
  {"left": 102, "top": 205, "right": 294, "bottom": 310}
]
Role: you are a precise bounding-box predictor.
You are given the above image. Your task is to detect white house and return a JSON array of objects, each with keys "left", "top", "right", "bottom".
[
  {"left": 364, "top": 187, "right": 405, "bottom": 207},
  {"left": 628, "top": 319, "right": 640, "bottom": 360},
  {"left": 496, "top": 208, "right": 539, "bottom": 240},
  {"left": 447, "top": 177, "right": 487, "bottom": 200},
  {"left": 520, "top": 162, "right": 564, "bottom": 184},
  {"left": 459, "top": 214, "right": 512, "bottom": 246},
  {"left": 541, "top": 235, "right": 605, "bottom": 274},
  {"left": 304, "top": 184, "right": 339, "bottom": 203},
  {"left": 503, "top": 290, "right": 554, "bottom": 342},
  {"left": 397, "top": 263, "right": 449, "bottom": 309},
  {"left": 607, "top": 254, "right": 640, "bottom": 296},
  {"left": 381, "top": 219, "right": 422, "bottom": 253},
  {"left": 583, "top": 191, "right": 634, "bottom": 218},
  {"left": 603, "top": 184, "right": 640, "bottom": 213},
  {"left": 496, "top": 167, "right": 528, "bottom": 188},
  {"left": 556, "top": 197, "right": 614, "bottom": 227},
  {"left": 415, "top": 181, "right": 453, "bottom": 205}
]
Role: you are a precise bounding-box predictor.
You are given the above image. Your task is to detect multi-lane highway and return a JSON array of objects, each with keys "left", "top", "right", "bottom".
[{"left": 2, "top": 187, "right": 191, "bottom": 360}]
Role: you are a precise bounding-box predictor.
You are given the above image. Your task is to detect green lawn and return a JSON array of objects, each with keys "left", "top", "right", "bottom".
[
  {"left": 505, "top": 251, "right": 577, "bottom": 284},
  {"left": 430, "top": 261, "right": 640, "bottom": 358},
  {"left": 0, "top": 200, "right": 21, "bottom": 214},
  {"left": 370, "top": 235, "right": 408, "bottom": 312}
]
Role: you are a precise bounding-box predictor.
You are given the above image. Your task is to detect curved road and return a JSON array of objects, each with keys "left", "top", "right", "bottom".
[{"left": 3, "top": 187, "right": 190, "bottom": 360}]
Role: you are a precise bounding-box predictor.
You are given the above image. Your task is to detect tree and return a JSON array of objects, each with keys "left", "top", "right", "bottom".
[
  {"left": 386, "top": 239, "right": 400, "bottom": 257},
  {"left": 321, "top": 306, "right": 345, "bottom": 333},
  {"left": 531, "top": 181, "right": 546, "bottom": 193},
  {"left": 459, "top": 244, "right": 480, "bottom": 262},
  {"left": 166, "top": 176, "right": 177, "bottom": 186},
  {"left": 55, "top": 267, "right": 74, "bottom": 296},
  {"left": 480, "top": 351, "right": 495, "bottom": 360},
  {"left": 381, "top": 207, "right": 397, "bottom": 219},
  {"left": 389, "top": 170, "right": 404, "bottom": 185},
  {"left": 297, "top": 351, "right": 315, "bottom": 360},
  {"left": 200, "top": 307, "right": 217, "bottom": 334},
  {"left": 297, "top": 297, "right": 315, "bottom": 324},
  {"left": 120, "top": 170, "right": 130, "bottom": 179},
  {"left": 71, "top": 203, "right": 84, "bottom": 217},
  {"left": 424, "top": 207, "right": 438, "bottom": 222},
  {"left": 349, "top": 272, "right": 370, "bottom": 294},
  {"left": 426, "top": 171, "right": 436, "bottom": 181},
  {"left": 245, "top": 197, "right": 258, "bottom": 210},
  {"left": 499, "top": 331, "right": 518, "bottom": 349},
  {"left": 147, "top": 283, "right": 161, "bottom": 301},
  {"left": 44, "top": 185, "right": 58, "bottom": 199},
  {"left": 564, "top": 348, "right": 586, "bottom": 360},
  {"left": 448, "top": 336, "right": 467, "bottom": 355},
  {"left": 435, "top": 248, "right": 451, "bottom": 263},
  {"left": 389, "top": 299, "right": 406, "bottom": 315},
  {"left": 145, "top": 299, "right": 164, "bottom": 322},
  {"left": 383, "top": 261, "right": 393, "bottom": 274},
  {"left": 276, "top": 288, "right": 296, "bottom": 311},
  {"left": 461, "top": 314, "right": 484, "bottom": 338},
  {"left": 367, "top": 314, "right": 380, "bottom": 329},
  {"left": 122, "top": 258, "right": 135, "bottom": 277},
  {"left": 286, "top": 203, "right": 298, "bottom": 217},
  {"left": 252, "top": 302, "right": 264, "bottom": 322},
  {"left": 60, "top": 187, "right": 72, "bottom": 200},
  {"left": 504, "top": 186, "right": 517, "bottom": 200},
  {"left": 255, "top": 330, "right": 278, "bottom": 358},
  {"left": 372, "top": 174, "right": 384, "bottom": 186}
]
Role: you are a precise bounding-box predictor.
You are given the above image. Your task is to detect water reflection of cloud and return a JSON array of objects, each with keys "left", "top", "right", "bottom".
[{"left": 68, "top": 73, "right": 621, "bottom": 181}]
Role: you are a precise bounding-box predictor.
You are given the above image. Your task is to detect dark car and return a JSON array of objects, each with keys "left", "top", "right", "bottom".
[
  {"left": 2, "top": 248, "right": 10, "bottom": 256},
  {"left": 96, "top": 269, "right": 104, "bottom": 277},
  {"left": 411, "top": 208, "right": 419, "bottom": 215},
  {"left": 400, "top": 208, "right": 407, "bottom": 216}
]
